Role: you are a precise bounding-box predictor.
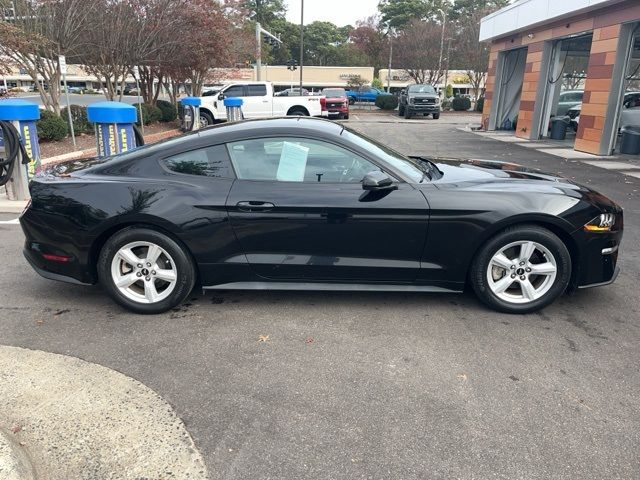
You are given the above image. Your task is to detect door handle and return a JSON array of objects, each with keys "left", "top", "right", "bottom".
[{"left": 236, "top": 201, "right": 275, "bottom": 212}]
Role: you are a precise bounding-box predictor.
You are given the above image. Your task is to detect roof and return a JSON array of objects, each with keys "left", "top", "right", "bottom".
[{"left": 479, "top": 0, "right": 623, "bottom": 42}]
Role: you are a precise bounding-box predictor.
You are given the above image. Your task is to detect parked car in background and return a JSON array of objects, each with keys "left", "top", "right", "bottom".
[
  {"left": 568, "top": 91, "right": 640, "bottom": 131},
  {"left": 321, "top": 88, "right": 349, "bottom": 119},
  {"left": 197, "top": 81, "right": 327, "bottom": 126},
  {"left": 345, "top": 86, "right": 393, "bottom": 105},
  {"left": 556, "top": 90, "right": 584, "bottom": 116},
  {"left": 399, "top": 84, "right": 441, "bottom": 119},
  {"left": 275, "top": 88, "right": 309, "bottom": 97}
]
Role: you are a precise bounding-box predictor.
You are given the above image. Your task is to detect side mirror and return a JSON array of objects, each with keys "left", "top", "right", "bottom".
[
  {"left": 218, "top": 93, "right": 225, "bottom": 100},
  {"left": 362, "top": 171, "right": 397, "bottom": 191}
]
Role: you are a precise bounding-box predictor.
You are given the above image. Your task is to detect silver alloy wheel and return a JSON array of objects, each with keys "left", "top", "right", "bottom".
[
  {"left": 486, "top": 240, "right": 557, "bottom": 304},
  {"left": 199, "top": 114, "right": 209, "bottom": 127},
  {"left": 110, "top": 241, "right": 178, "bottom": 304}
]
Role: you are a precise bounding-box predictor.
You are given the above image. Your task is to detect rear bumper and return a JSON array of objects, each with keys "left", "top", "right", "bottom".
[{"left": 23, "top": 248, "right": 91, "bottom": 285}]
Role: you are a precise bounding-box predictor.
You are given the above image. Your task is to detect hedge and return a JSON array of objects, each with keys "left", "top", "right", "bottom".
[
  {"left": 156, "top": 100, "right": 178, "bottom": 122},
  {"left": 375, "top": 95, "right": 399, "bottom": 110},
  {"left": 475, "top": 97, "right": 485, "bottom": 113},
  {"left": 61, "top": 105, "right": 93, "bottom": 134},
  {"left": 133, "top": 103, "right": 162, "bottom": 126},
  {"left": 452, "top": 96, "right": 472, "bottom": 111},
  {"left": 37, "top": 110, "right": 69, "bottom": 141}
]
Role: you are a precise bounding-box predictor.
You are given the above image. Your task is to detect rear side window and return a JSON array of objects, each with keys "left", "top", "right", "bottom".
[
  {"left": 162, "top": 144, "right": 234, "bottom": 178},
  {"left": 247, "top": 84, "right": 267, "bottom": 96}
]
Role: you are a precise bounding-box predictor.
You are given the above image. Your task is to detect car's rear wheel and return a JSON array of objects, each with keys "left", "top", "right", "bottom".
[
  {"left": 470, "top": 225, "right": 571, "bottom": 313},
  {"left": 348, "top": 97, "right": 355, "bottom": 105},
  {"left": 98, "top": 227, "right": 196, "bottom": 314}
]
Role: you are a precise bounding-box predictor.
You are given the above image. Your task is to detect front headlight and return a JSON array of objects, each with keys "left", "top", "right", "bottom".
[
  {"left": 435, "top": 97, "right": 441, "bottom": 105},
  {"left": 409, "top": 97, "right": 414, "bottom": 104},
  {"left": 584, "top": 213, "right": 616, "bottom": 232}
]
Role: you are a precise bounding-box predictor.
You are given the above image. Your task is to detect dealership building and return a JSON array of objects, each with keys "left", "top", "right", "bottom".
[{"left": 480, "top": 0, "right": 640, "bottom": 156}]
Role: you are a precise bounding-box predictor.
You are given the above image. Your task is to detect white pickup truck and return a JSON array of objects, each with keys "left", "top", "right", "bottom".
[{"left": 197, "top": 81, "right": 327, "bottom": 126}]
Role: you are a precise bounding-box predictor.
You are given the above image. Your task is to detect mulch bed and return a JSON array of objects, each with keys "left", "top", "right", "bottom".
[{"left": 39, "top": 121, "right": 180, "bottom": 159}]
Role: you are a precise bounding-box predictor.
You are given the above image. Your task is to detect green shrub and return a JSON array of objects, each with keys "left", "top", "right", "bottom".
[
  {"left": 441, "top": 99, "right": 451, "bottom": 111},
  {"left": 375, "top": 94, "right": 399, "bottom": 110},
  {"left": 371, "top": 77, "right": 384, "bottom": 90},
  {"left": 37, "top": 110, "right": 68, "bottom": 141},
  {"left": 156, "top": 100, "right": 178, "bottom": 122},
  {"left": 445, "top": 84, "right": 453, "bottom": 98},
  {"left": 452, "top": 96, "right": 472, "bottom": 111},
  {"left": 475, "top": 96, "right": 485, "bottom": 112},
  {"left": 133, "top": 103, "right": 162, "bottom": 126},
  {"left": 61, "top": 105, "right": 92, "bottom": 134}
]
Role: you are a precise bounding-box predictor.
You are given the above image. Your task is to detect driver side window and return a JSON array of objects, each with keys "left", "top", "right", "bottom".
[{"left": 226, "top": 137, "right": 380, "bottom": 183}]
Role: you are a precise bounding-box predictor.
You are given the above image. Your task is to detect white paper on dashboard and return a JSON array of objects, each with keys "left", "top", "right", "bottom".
[{"left": 277, "top": 142, "right": 309, "bottom": 181}]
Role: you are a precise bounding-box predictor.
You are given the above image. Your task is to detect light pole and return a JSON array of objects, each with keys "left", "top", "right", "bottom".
[
  {"left": 437, "top": 8, "right": 447, "bottom": 95},
  {"left": 387, "top": 28, "right": 394, "bottom": 93},
  {"left": 299, "top": 0, "right": 304, "bottom": 92}
]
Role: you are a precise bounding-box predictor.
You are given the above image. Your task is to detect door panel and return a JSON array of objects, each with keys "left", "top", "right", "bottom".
[{"left": 226, "top": 181, "right": 429, "bottom": 282}]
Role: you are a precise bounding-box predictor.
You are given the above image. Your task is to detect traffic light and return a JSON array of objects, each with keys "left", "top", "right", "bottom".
[{"left": 262, "top": 33, "right": 281, "bottom": 47}]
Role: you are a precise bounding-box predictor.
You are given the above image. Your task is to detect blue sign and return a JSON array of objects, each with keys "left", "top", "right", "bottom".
[{"left": 96, "top": 123, "right": 136, "bottom": 157}]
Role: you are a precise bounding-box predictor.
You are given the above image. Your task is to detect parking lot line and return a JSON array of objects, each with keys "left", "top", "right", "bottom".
[{"left": 0, "top": 218, "right": 20, "bottom": 225}]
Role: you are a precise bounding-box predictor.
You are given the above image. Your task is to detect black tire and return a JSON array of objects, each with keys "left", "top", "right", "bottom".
[
  {"left": 98, "top": 227, "right": 196, "bottom": 314},
  {"left": 432, "top": 113, "right": 440, "bottom": 119},
  {"left": 343, "top": 114, "right": 349, "bottom": 120},
  {"left": 348, "top": 97, "right": 355, "bottom": 105},
  {"left": 404, "top": 107, "right": 412, "bottom": 119},
  {"left": 469, "top": 225, "right": 571, "bottom": 314},
  {"left": 287, "top": 107, "right": 309, "bottom": 116},
  {"left": 398, "top": 104, "right": 405, "bottom": 116},
  {"left": 200, "top": 110, "right": 214, "bottom": 127}
]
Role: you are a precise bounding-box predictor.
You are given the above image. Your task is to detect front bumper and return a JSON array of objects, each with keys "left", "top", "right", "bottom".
[
  {"left": 408, "top": 103, "right": 440, "bottom": 112},
  {"left": 575, "top": 227, "right": 623, "bottom": 289}
]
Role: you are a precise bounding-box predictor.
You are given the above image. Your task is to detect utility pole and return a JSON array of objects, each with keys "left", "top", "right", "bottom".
[
  {"left": 437, "top": 8, "right": 447, "bottom": 95},
  {"left": 387, "top": 29, "right": 394, "bottom": 93},
  {"left": 299, "top": 0, "right": 304, "bottom": 92}
]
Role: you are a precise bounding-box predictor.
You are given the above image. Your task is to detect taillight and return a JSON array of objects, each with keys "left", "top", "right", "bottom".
[{"left": 320, "top": 97, "right": 327, "bottom": 111}]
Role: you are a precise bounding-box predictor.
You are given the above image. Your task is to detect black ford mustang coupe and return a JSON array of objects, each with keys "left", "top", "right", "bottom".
[{"left": 20, "top": 117, "right": 622, "bottom": 314}]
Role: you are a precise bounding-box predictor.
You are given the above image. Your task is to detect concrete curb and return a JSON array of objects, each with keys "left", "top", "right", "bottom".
[
  {"left": 0, "top": 428, "right": 36, "bottom": 480},
  {"left": 0, "top": 345, "right": 208, "bottom": 479}
]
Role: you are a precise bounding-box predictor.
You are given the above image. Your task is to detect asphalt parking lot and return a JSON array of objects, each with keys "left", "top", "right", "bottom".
[{"left": 1, "top": 112, "right": 639, "bottom": 479}]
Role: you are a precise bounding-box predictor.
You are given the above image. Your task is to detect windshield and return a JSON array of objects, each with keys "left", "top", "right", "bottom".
[
  {"left": 341, "top": 126, "right": 425, "bottom": 182},
  {"left": 408, "top": 85, "right": 436, "bottom": 94},
  {"left": 322, "top": 88, "right": 346, "bottom": 97}
]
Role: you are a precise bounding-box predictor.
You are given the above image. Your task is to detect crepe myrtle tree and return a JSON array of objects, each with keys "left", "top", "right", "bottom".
[
  {"left": 393, "top": 19, "right": 444, "bottom": 85},
  {"left": 0, "top": 0, "right": 91, "bottom": 113}
]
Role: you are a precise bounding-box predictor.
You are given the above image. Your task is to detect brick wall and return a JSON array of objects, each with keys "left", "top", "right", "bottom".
[{"left": 481, "top": 0, "right": 640, "bottom": 154}]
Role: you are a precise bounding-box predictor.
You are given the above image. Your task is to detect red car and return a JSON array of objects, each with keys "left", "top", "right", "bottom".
[{"left": 321, "top": 88, "right": 349, "bottom": 120}]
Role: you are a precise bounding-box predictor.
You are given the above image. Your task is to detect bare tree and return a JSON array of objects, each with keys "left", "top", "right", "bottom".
[
  {"left": 393, "top": 20, "right": 444, "bottom": 85},
  {"left": 0, "top": 0, "right": 92, "bottom": 113},
  {"left": 454, "top": 10, "right": 490, "bottom": 101}
]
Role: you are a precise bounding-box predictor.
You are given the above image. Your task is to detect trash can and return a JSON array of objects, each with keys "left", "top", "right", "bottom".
[
  {"left": 619, "top": 126, "right": 640, "bottom": 155},
  {"left": 549, "top": 116, "right": 570, "bottom": 140}
]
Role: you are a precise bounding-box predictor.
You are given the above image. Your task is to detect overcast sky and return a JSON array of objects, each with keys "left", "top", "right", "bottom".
[{"left": 284, "top": 0, "right": 380, "bottom": 27}]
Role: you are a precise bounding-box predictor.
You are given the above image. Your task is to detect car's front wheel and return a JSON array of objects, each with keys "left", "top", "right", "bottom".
[
  {"left": 470, "top": 225, "right": 571, "bottom": 313},
  {"left": 98, "top": 227, "right": 196, "bottom": 314}
]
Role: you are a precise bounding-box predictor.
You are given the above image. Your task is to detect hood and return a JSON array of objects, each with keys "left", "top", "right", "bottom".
[
  {"left": 422, "top": 158, "right": 620, "bottom": 211},
  {"left": 422, "top": 157, "right": 620, "bottom": 211}
]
